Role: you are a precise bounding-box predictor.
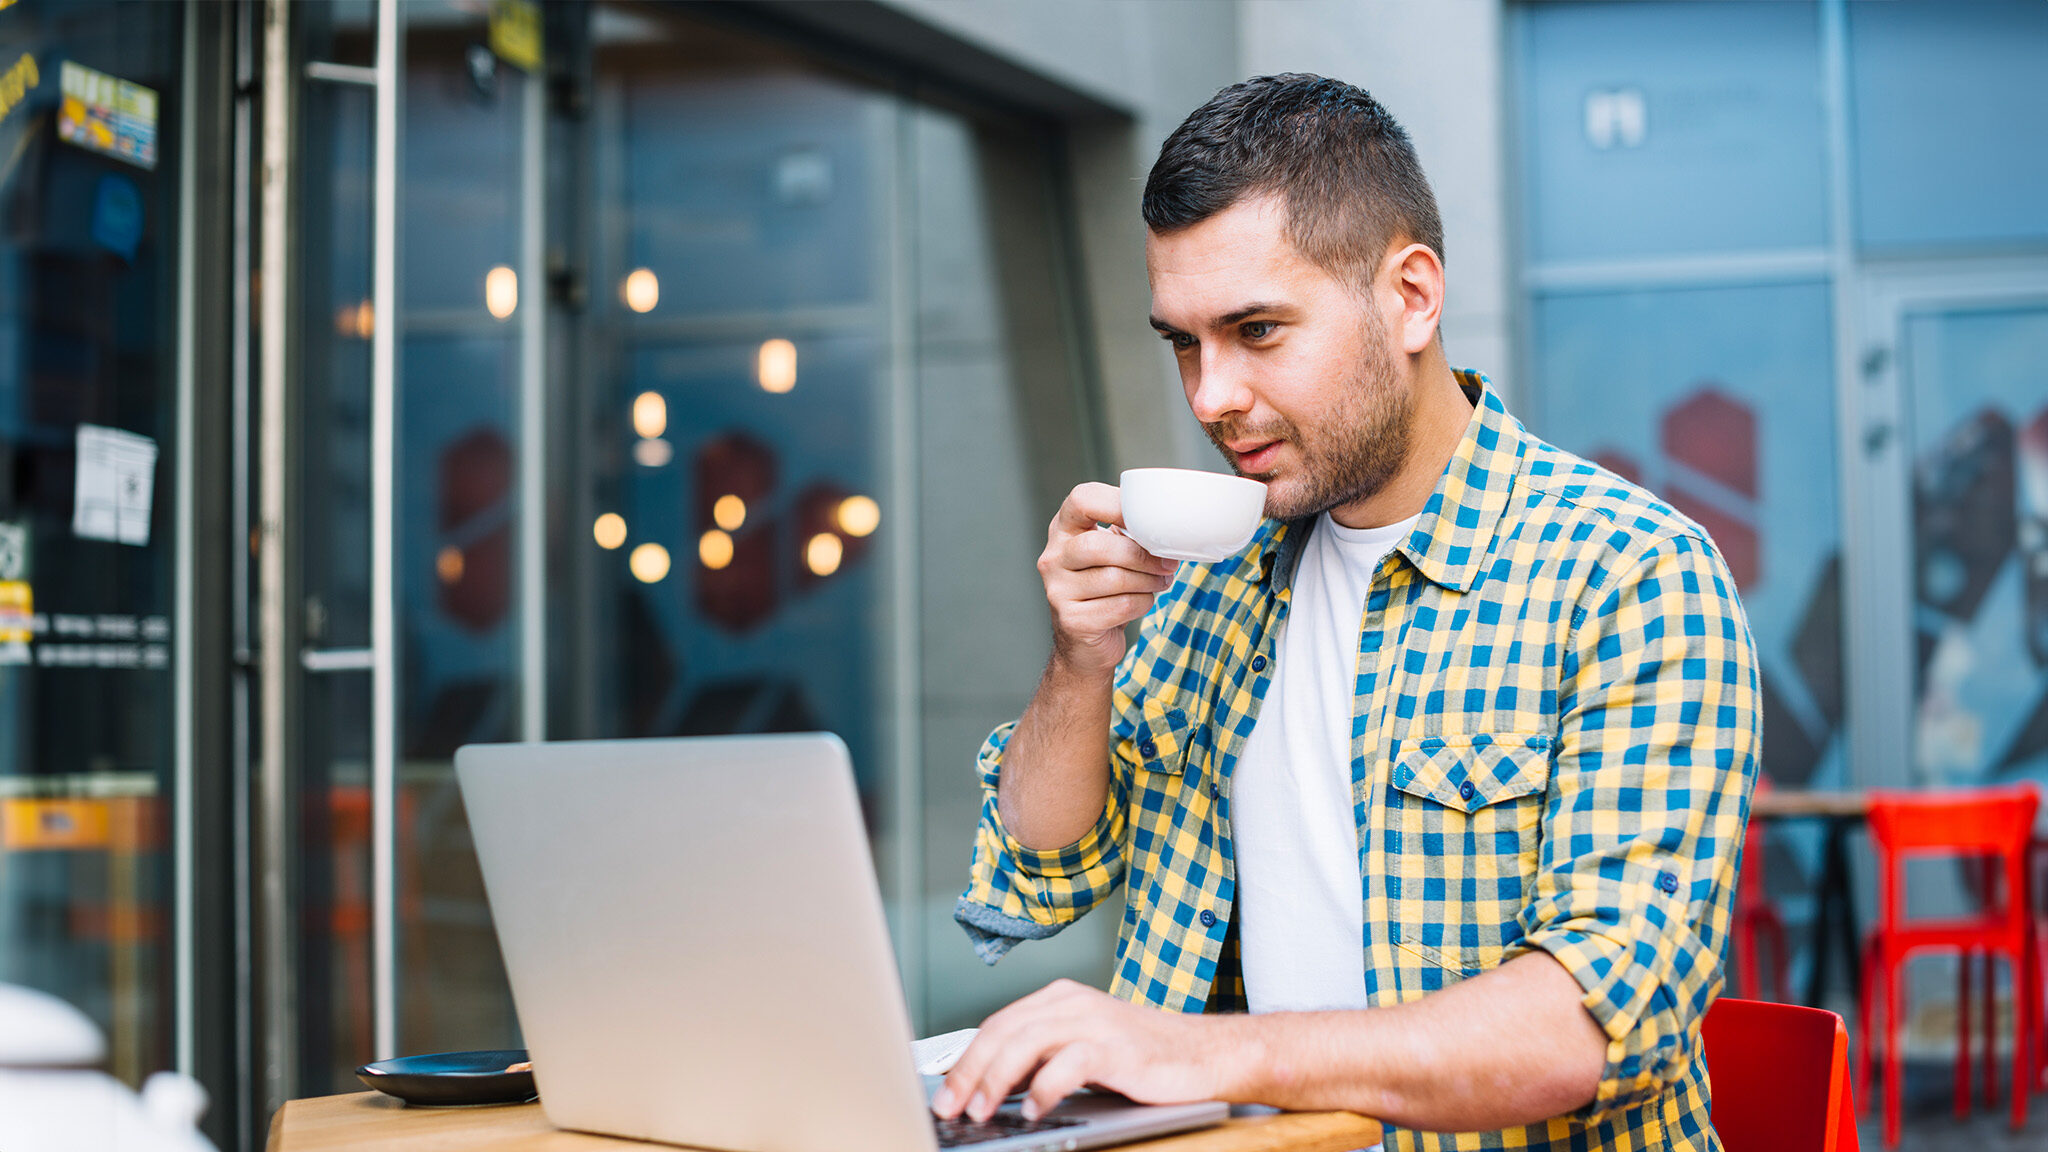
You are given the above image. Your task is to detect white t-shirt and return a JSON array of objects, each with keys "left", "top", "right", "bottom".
[{"left": 1232, "top": 511, "right": 1417, "bottom": 1014}]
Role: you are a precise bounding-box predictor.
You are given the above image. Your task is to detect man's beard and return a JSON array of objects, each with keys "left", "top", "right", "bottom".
[{"left": 1202, "top": 315, "right": 1413, "bottom": 522}]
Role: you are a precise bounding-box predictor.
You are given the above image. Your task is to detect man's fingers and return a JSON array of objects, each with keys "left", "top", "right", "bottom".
[
  {"left": 1050, "top": 524, "right": 1178, "bottom": 578},
  {"left": 1052, "top": 482, "right": 1124, "bottom": 535},
  {"left": 1022, "top": 1043, "right": 1097, "bottom": 1121}
]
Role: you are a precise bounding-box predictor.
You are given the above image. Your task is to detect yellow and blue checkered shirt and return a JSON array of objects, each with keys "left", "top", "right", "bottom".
[{"left": 956, "top": 371, "right": 1759, "bottom": 1150}]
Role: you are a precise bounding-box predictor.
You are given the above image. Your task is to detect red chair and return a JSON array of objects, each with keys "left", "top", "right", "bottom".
[
  {"left": 1703, "top": 996, "right": 1859, "bottom": 1151},
  {"left": 1732, "top": 777, "right": 1791, "bottom": 1002},
  {"left": 1855, "top": 785, "right": 2039, "bottom": 1147}
]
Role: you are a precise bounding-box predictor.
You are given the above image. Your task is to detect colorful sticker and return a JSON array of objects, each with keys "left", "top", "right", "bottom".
[
  {"left": 57, "top": 60, "right": 156, "bottom": 170},
  {"left": 1, "top": 798, "right": 110, "bottom": 851},
  {"left": 0, "top": 579, "right": 28, "bottom": 644},
  {"left": 489, "top": 0, "right": 543, "bottom": 73}
]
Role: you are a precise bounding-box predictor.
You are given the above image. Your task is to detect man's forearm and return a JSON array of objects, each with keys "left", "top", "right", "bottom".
[
  {"left": 1212, "top": 951, "right": 1608, "bottom": 1132},
  {"left": 996, "top": 655, "right": 1117, "bottom": 851}
]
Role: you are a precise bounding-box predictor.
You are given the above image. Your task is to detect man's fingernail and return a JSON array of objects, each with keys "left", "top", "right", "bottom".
[
  {"left": 1021, "top": 1099, "right": 1041, "bottom": 1122},
  {"left": 931, "top": 1085, "right": 955, "bottom": 1114},
  {"left": 967, "top": 1091, "right": 988, "bottom": 1120}
]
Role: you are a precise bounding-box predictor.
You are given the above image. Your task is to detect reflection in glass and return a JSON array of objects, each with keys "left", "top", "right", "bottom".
[
  {"left": 0, "top": 0, "right": 185, "bottom": 1089},
  {"left": 1900, "top": 306, "right": 2048, "bottom": 786}
]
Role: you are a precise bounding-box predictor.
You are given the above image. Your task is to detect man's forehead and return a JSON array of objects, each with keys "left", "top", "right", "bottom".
[{"left": 1146, "top": 197, "right": 1332, "bottom": 326}]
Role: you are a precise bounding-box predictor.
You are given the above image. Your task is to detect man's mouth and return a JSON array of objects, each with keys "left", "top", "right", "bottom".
[{"left": 1230, "top": 439, "right": 1284, "bottom": 474}]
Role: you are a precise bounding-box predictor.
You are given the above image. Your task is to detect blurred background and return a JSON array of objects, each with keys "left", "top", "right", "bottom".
[{"left": 0, "top": 1, "right": 2043, "bottom": 1148}]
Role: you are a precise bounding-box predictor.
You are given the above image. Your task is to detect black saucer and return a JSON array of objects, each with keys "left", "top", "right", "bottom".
[{"left": 355, "top": 1048, "right": 536, "bottom": 1106}]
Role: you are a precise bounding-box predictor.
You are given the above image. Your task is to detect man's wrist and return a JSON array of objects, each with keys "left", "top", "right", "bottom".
[{"left": 1200, "top": 1012, "right": 1284, "bottom": 1103}]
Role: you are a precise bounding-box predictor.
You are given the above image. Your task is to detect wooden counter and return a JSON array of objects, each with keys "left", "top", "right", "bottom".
[{"left": 267, "top": 1091, "right": 1383, "bottom": 1152}]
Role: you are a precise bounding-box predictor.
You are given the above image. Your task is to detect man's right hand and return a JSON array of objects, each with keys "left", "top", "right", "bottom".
[{"left": 1037, "top": 482, "right": 1182, "bottom": 678}]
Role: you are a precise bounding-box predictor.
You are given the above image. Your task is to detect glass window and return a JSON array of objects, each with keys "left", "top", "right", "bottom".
[
  {"left": 1518, "top": 1, "right": 1827, "bottom": 264},
  {"left": 1898, "top": 302, "right": 2048, "bottom": 784},
  {"left": 1847, "top": 0, "right": 2048, "bottom": 252},
  {"left": 0, "top": 0, "right": 184, "bottom": 1089},
  {"left": 1530, "top": 282, "right": 1845, "bottom": 793}
]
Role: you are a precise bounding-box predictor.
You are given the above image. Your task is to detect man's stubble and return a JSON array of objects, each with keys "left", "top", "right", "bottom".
[{"left": 1202, "top": 305, "right": 1414, "bottom": 522}]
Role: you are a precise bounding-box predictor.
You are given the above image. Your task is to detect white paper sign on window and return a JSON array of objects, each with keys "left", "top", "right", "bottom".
[{"left": 73, "top": 424, "right": 158, "bottom": 546}]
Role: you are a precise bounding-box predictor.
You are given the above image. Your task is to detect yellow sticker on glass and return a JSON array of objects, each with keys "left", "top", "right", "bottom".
[{"left": 490, "top": 0, "right": 543, "bottom": 73}]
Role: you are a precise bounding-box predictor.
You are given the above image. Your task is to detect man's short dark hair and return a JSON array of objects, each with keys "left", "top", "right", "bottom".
[{"left": 1143, "top": 74, "right": 1444, "bottom": 287}]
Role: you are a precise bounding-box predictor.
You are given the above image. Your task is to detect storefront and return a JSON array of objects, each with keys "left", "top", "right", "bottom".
[{"left": 1, "top": 3, "right": 1127, "bottom": 1147}]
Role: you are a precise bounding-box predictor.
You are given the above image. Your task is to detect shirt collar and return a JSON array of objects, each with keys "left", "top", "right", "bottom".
[
  {"left": 1249, "top": 368, "right": 1522, "bottom": 595},
  {"left": 1400, "top": 369, "right": 1522, "bottom": 593}
]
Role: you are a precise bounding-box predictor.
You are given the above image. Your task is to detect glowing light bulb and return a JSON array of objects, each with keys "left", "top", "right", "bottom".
[
  {"left": 805, "top": 532, "right": 842, "bottom": 577},
  {"left": 699, "top": 529, "right": 734, "bottom": 570},
  {"left": 485, "top": 265, "right": 518, "bottom": 319},
  {"left": 757, "top": 338, "right": 797, "bottom": 394},
  {"left": 622, "top": 268, "right": 659, "bottom": 313},
  {"left": 629, "top": 542, "right": 671, "bottom": 583},
  {"left": 632, "top": 391, "right": 667, "bottom": 439},
  {"left": 593, "top": 513, "right": 627, "bottom": 550},
  {"left": 632, "top": 439, "right": 673, "bottom": 468},
  {"left": 713, "top": 495, "right": 746, "bottom": 532},
  {"left": 436, "top": 546, "right": 465, "bottom": 584},
  {"left": 836, "top": 495, "right": 880, "bottom": 538}
]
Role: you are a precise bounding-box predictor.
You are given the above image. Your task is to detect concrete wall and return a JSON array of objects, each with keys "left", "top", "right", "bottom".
[
  {"left": 1239, "top": 0, "right": 1516, "bottom": 406},
  {"left": 877, "top": 0, "right": 1517, "bottom": 458}
]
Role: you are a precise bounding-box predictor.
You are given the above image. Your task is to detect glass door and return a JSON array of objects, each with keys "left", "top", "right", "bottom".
[{"left": 1863, "top": 268, "right": 2048, "bottom": 788}]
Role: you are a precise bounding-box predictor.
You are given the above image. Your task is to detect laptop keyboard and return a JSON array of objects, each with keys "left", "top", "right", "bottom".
[{"left": 934, "top": 1110, "right": 1084, "bottom": 1148}]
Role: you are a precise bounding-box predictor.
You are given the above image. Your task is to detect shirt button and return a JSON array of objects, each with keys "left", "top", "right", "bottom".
[
  {"left": 1199, "top": 909, "right": 1217, "bottom": 928},
  {"left": 1658, "top": 871, "right": 1680, "bottom": 895},
  {"left": 1207, "top": 779, "right": 1220, "bottom": 800},
  {"left": 1251, "top": 654, "right": 1267, "bottom": 672},
  {"left": 1139, "top": 740, "right": 1158, "bottom": 759},
  {"left": 1458, "top": 780, "right": 1476, "bottom": 802}
]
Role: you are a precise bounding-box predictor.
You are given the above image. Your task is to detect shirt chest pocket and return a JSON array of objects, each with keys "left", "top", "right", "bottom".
[{"left": 1383, "top": 732, "right": 1552, "bottom": 983}]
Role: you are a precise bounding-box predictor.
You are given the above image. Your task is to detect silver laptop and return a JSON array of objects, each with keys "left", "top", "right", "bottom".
[{"left": 455, "top": 733, "right": 1230, "bottom": 1152}]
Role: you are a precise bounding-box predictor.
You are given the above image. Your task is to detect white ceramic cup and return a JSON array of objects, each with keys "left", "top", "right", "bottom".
[{"left": 1117, "top": 468, "right": 1268, "bottom": 563}]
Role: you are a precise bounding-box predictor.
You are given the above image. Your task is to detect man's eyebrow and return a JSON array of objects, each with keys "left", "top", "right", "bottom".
[{"left": 1150, "top": 302, "right": 1289, "bottom": 333}]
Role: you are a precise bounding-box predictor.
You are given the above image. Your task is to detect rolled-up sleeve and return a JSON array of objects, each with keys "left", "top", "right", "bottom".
[
  {"left": 1514, "top": 531, "right": 1760, "bottom": 1124},
  {"left": 954, "top": 718, "right": 1131, "bottom": 963}
]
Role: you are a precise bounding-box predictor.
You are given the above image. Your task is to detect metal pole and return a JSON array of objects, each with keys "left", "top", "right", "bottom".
[
  {"left": 257, "top": 0, "right": 297, "bottom": 1114},
  {"left": 172, "top": 0, "right": 200, "bottom": 1078},
  {"left": 519, "top": 59, "right": 547, "bottom": 742},
  {"left": 370, "top": 0, "right": 402, "bottom": 1062}
]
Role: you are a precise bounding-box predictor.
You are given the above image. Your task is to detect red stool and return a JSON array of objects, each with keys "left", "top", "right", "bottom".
[
  {"left": 1855, "top": 785, "right": 2039, "bottom": 1147},
  {"left": 1732, "top": 777, "right": 1791, "bottom": 1002},
  {"left": 1703, "top": 997, "right": 1860, "bottom": 1151}
]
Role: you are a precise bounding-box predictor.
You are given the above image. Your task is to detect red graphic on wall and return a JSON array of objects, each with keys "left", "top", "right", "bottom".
[{"left": 437, "top": 428, "right": 512, "bottom": 632}]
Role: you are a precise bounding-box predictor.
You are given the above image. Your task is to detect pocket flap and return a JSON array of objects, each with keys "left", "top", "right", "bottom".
[
  {"left": 1391, "top": 733, "right": 1551, "bottom": 814},
  {"left": 1119, "top": 704, "right": 1193, "bottom": 774}
]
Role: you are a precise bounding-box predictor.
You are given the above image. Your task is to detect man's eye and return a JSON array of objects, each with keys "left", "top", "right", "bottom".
[
  {"left": 1162, "top": 332, "right": 1196, "bottom": 350},
  {"left": 1242, "top": 321, "right": 1275, "bottom": 340}
]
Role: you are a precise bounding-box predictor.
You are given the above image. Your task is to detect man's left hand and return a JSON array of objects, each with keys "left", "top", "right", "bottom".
[{"left": 930, "top": 979, "right": 1236, "bottom": 1122}]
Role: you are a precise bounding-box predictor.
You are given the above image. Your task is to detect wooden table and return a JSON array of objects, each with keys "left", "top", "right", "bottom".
[
  {"left": 267, "top": 1092, "right": 1383, "bottom": 1152},
  {"left": 1749, "top": 789, "right": 1871, "bottom": 1008}
]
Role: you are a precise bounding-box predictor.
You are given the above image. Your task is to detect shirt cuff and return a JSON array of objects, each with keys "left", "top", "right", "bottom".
[{"left": 1516, "top": 924, "right": 1688, "bottom": 1124}]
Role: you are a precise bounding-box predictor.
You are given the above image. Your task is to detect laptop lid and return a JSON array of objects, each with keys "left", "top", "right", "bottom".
[{"left": 456, "top": 734, "right": 938, "bottom": 1152}]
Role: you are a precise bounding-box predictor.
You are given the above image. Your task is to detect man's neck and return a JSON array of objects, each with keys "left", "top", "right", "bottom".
[{"left": 1327, "top": 353, "right": 1473, "bottom": 531}]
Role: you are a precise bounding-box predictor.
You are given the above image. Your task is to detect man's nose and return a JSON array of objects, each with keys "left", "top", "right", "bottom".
[{"left": 1186, "top": 348, "right": 1253, "bottom": 425}]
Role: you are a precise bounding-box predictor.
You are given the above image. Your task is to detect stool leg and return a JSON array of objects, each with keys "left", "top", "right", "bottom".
[
  {"left": 1958, "top": 949, "right": 1974, "bottom": 1119},
  {"left": 1984, "top": 950, "right": 1998, "bottom": 1109},
  {"left": 1859, "top": 942, "right": 1876, "bottom": 1110},
  {"left": 1886, "top": 955, "right": 1904, "bottom": 1148},
  {"left": 2016, "top": 950, "right": 2034, "bottom": 1132}
]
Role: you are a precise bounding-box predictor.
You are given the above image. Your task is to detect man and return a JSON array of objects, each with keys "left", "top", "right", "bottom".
[{"left": 934, "top": 74, "right": 1758, "bottom": 1151}]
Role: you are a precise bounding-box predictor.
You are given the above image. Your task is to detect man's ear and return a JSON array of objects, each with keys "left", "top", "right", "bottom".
[{"left": 1384, "top": 242, "right": 1444, "bottom": 356}]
